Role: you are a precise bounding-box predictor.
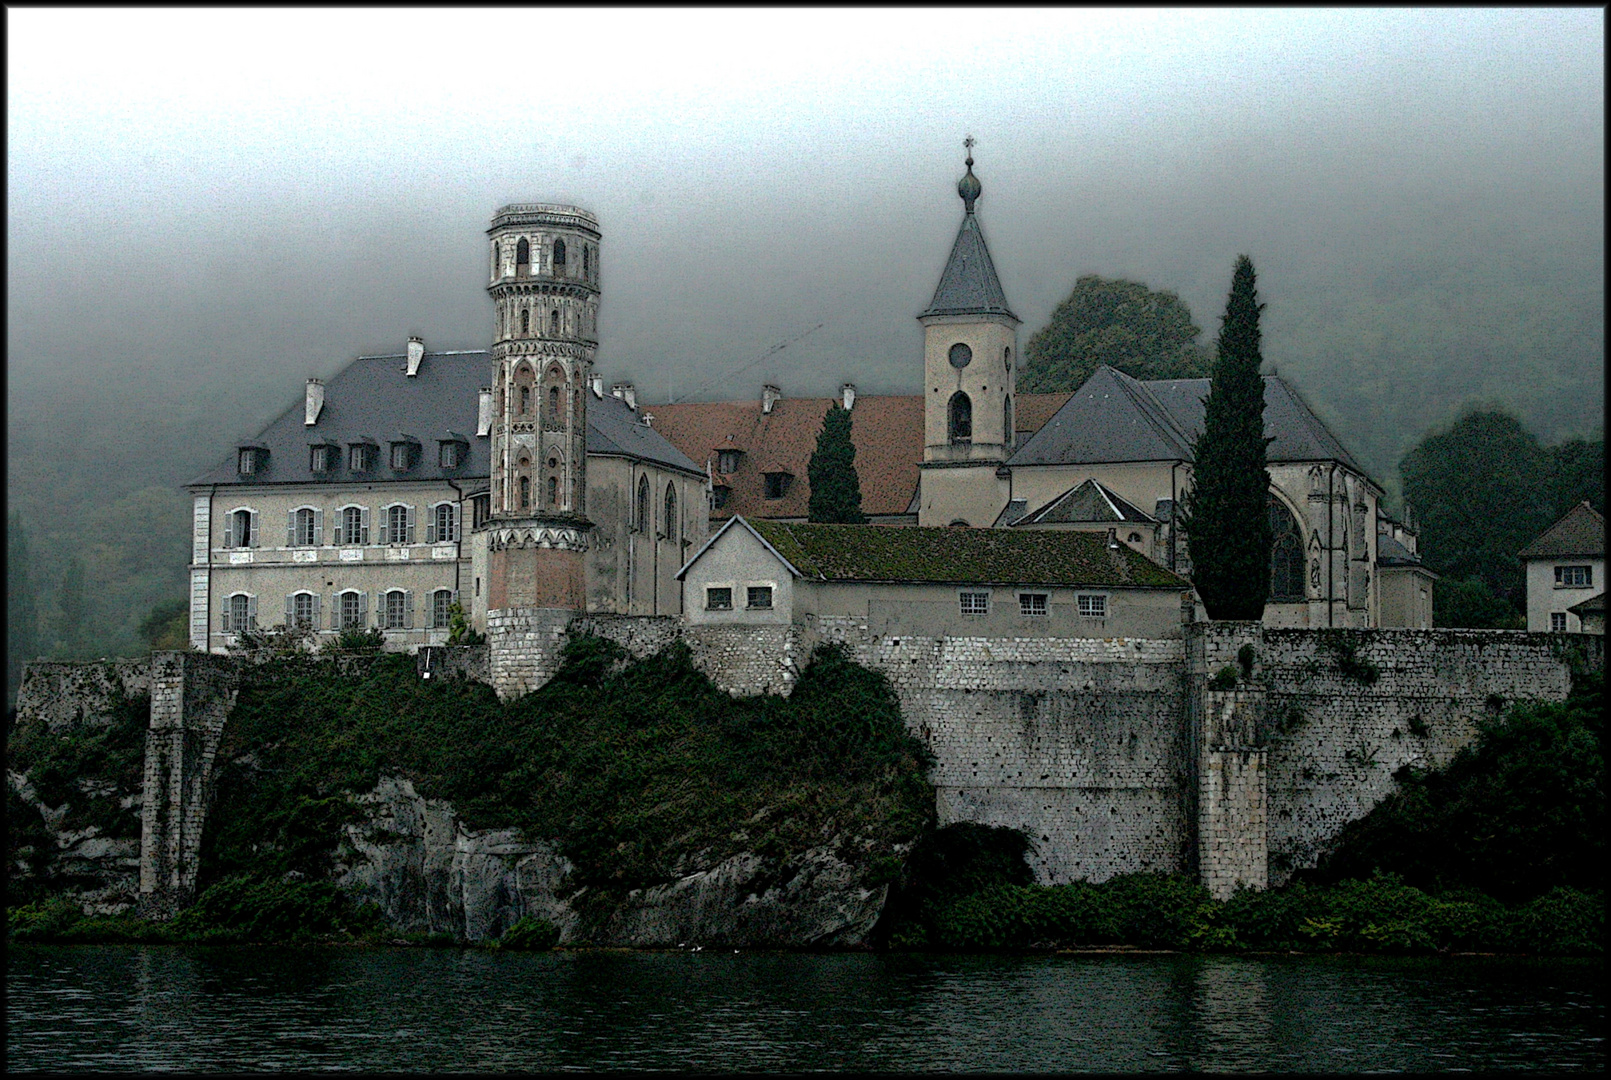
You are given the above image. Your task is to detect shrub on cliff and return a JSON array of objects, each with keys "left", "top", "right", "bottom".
[
  {"left": 1308, "top": 671, "right": 1603, "bottom": 901},
  {"left": 199, "top": 639, "right": 934, "bottom": 910}
]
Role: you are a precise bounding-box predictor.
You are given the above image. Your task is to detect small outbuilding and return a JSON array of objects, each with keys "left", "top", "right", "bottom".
[
  {"left": 1519, "top": 501, "right": 1605, "bottom": 633},
  {"left": 677, "top": 516, "right": 1193, "bottom": 639}
]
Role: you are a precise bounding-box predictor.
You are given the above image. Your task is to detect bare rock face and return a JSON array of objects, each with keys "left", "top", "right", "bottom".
[
  {"left": 335, "top": 775, "right": 887, "bottom": 947},
  {"left": 8, "top": 769, "right": 143, "bottom": 916}
]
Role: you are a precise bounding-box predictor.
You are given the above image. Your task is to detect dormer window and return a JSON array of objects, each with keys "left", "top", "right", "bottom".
[
  {"left": 763, "top": 471, "right": 792, "bottom": 500},
  {"left": 390, "top": 438, "right": 421, "bottom": 471},
  {"left": 712, "top": 485, "right": 731, "bottom": 510},
  {"left": 309, "top": 443, "right": 337, "bottom": 473},
  {"left": 438, "top": 437, "right": 468, "bottom": 469},
  {"left": 236, "top": 445, "right": 267, "bottom": 476},
  {"left": 717, "top": 449, "right": 742, "bottom": 474},
  {"left": 349, "top": 442, "right": 377, "bottom": 471}
]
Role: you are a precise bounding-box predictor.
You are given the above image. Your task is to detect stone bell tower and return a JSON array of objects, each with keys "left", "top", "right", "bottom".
[
  {"left": 483, "top": 203, "right": 602, "bottom": 612},
  {"left": 917, "top": 140, "right": 1022, "bottom": 527}
]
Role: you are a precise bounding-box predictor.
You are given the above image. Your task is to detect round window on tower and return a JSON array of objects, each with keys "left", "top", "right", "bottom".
[{"left": 948, "top": 343, "right": 973, "bottom": 369}]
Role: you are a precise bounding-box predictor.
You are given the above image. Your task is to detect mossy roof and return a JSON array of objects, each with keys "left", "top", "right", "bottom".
[{"left": 746, "top": 519, "right": 1188, "bottom": 589}]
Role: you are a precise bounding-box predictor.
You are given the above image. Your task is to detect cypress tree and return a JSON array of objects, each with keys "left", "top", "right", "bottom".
[
  {"left": 1183, "top": 255, "right": 1273, "bottom": 620},
  {"left": 808, "top": 404, "right": 868, "bottom": 524}
]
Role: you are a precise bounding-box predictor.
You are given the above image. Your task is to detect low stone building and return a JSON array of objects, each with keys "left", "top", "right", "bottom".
[
  {"left": 678, "top": 515, "right": 1191, "bottom": 640},
  {"left": 1520, "top": 501, "right": 1604, "bottom": 633}
]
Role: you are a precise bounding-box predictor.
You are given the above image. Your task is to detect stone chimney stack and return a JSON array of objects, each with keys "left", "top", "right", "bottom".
[
  {"left": 841, "top": 383, "right": 856, "bottom": 411},
  {"left": 590, "top": 373, "right": 605, "bottom": 398},
  {"left": 406, "top": 336, "right": 425, "bottom": 377},
  {"left": 304, "top": 378, "right": 325, "bottom": 426},
  {"left": 612, "top": 382, "right": 637, "bottom": 410},
  {"left": 762, "top": 384, "right": 782, "bottom": 414},
  {"left": 477, "top": 387, "right": 493, "bottom": 436}
]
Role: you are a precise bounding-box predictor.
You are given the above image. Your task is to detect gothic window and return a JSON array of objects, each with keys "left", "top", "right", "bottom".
[
  {"left": 547, "top": 475, "right": 558, "bottom": 505},
  {"left": 948, "top": 392, "right": 972, "bottom": 442},
  {"left": 1003, "top": 396, "right": 1013, "bottom": 449},
  {"left": 549, "top": 386, "right": 561, "bottom": 422},
  {"left": 637, "top": 475, "right": 651, "bottom": 533},
  {"left": 491, "top": 241, "right": 501, "bottom": 278},
  {"left": 521, "top": 309, "right": 530, "bottom": 333},
  {"left": 664, "top": 484, "right": 677, "bottom": 544},
  {"left": 520, "top": 386, "right": 531, "bottom": 414},
  {"left": 1270, "top": 496, "right": 1306, "bottom": 601},
  {"left": 551, "top": 309, "right": 561, "bottom": 335},
  {"left": 1004, "top": 345, "right": 1012, "bottom": 369},
  {"left": 583, "top": 245, "right": 590, "bottom": 279},
  {"left": 519, "top": 475, "right": 531, "bottom": 510},
  {"left": 515, "top": 237, "right": 530, "bottom": 271},
  {"left": 553, "top": 238, "right": 567, "bottom": 271}
]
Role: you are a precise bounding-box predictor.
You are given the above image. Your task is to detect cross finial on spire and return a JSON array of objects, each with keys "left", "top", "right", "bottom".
[
  {"left": 957, "top": 136, "right": 981, "bottom": 212},
  {"left": 964, "top": 135, "right": 975, "bottom": 164}
]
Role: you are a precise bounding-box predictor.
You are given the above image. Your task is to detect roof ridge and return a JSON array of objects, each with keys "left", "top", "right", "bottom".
[{"left": 1104, "top": 367, "right": 1195, "bottom": 456}]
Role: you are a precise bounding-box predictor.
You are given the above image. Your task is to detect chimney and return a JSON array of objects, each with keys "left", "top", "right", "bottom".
[
  {"left": 612, "top": 382, "right": 637, "bottom": 410},
  {"left": 406, "top": 336, "right": 425, "bottom": 377},
  {"left": 304, "top": 378, "right": 325, "bottom": 426},
  {"left": 1107, "top": 527, "right": 1121, "bottom": 550},
  {"left": 762, "top": 384, "right": 782, "bottom": 414},
  {"left": 841, "top": 383, "right": 856, "bottom": 411},
  {"left": 590, "top": 373, "right": 605, "bottom": 398},
  {"left": 477, "top": 387, "right": 493, "bottom": 436}
]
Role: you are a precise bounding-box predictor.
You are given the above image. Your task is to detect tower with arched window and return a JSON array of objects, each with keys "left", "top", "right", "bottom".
[
  {"left": 483, "top": 203, "right": 602, "bottom": 611},
  {"left": 916, "top": 144, "right": 1021, "bottom": 526}
]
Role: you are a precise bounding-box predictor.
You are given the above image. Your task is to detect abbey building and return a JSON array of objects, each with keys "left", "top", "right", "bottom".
[{"left": 185, "top": 155, "right": 1430, "bottom": 653}]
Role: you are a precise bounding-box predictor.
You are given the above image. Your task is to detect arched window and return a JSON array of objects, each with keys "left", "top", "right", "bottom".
[
  {"left": 547, "top": 475, "right": 558, "bottom": 505},
  {"left": 550, "top": 309, "right": 561, "bottom": 335},
  {"left": 948, "top": 392, "right": 972, "bottom": 442},
  {"left": 519, "top": 385, "right": 530, "bottom": 414},
  {"left": 292, "top": 507, "right": 317, "bottom": 547},
  {"left": 1003, "top": 395, "right": 1013, "bottom": 449},
  {"left": 583, "top": 245, "right": 590, "bottom": 279},
  {"left": 491, "top": 241, "right": 501, "bottom": 278},
  {"left": 430, "top": 589, "right": 454, "bottom": 630},
  {"left": 520, "top": 309, "right": 530, "bottom": 333},
  {"left": 548, "top": 386, "right": 560, "bottom": 421},
  {"left": 1004, "top": 345, "right": 1012, "bottom": 369},
  {"left": 515, "top": 237, "right": 529, "bottom": 270},
  {"left": 637, "top": 474, "right": 651, "bottom": 533},
  {"left": 383, "top": 589, "right": 409, "bottom": 630},
  {"left": 1270, "top": 496, "right": 1306, "bottom": 601},
  {"left": 553, "top": 238, "right": 567, "bottom": 271},
  {"left": 664, "top": 483, "right": 678, "bottom": 543},
  {"left": 519, "top": 475, "right": 531, "bottom": 510}
]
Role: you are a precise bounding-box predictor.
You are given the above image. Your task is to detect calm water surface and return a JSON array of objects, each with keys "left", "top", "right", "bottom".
[{"left": 7, "top": 945, "right": 1604, "bottom": 1072}]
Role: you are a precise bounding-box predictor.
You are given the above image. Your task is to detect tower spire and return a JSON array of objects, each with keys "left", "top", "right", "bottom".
[{"left": 958, "top": 135, "right": 981, "bottom": 214}]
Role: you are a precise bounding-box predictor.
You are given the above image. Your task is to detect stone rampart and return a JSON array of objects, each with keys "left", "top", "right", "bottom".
[{"left": 15, "top": 659, "right": 152, "bottom": 732}]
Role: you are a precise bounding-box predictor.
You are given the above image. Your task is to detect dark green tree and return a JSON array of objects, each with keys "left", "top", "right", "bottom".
[
  {"left": 1182, "top": 255, "right": 1273, "bottom": 620},
  {"left": 1399, "top": 409, "right": 1554, "bottom": 615},
  {"left": 1434, "top": 575, "right": 1525, "bottom": 631},
  {"left": 808, "top": 404, "right": 868, "bottom": 524},
  {"left": 1547, "top": 435, "right": 1605, "bottom": 519},
  {"left": 55, "top": 554, "right": 88, "bottom": 659},
  {"left": 139, "top": 598, "right": 192, "bottom": 653},
  {"left": 8, "top": 512, "right": 41, "bottom": 703},
  {"left": 1021, "top": 274, "right": 1211, "bottom": 393}
]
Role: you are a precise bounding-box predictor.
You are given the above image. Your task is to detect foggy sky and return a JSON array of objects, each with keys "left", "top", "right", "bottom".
[{"left": 8, "top": 8, "right": 1604, "bottom": 455}]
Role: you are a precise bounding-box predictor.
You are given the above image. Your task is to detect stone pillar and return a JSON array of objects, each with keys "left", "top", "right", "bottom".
[
  {"left": 1189, "top": 622, "right": 1268, "bottom": 900},
  {"left": 138, "top": 652, "right": 241, "bottom": 918}
]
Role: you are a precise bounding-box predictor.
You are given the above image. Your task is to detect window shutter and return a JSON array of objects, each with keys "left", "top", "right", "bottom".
[
  {"left": 404, "top": 590, "right": 414, "bottom": 629},
  {"left": 249, "top": 511, "right": 260, "bottom": 548},
  {"left": 314, "top": 508, "right": 324, "bottom": 546},
  {"left": 378, "top": 509, "right": 389, "bottom": 545},
  {"left": 452, "top": 506, "right": 460, "bottom": 542},
  {"left": 284, "top": 594, "right": 294, "bottom": 624},
  {"left": 247, "top": 595, "right": 258, "bottom": 628},
  {"left": 287, "top": 510, "right": 296, "bottom": 547},
  {"left": 223, "top": 514, "right": 235, "bottom": 549},
  {"left": 406, "top": 507, "right": 417, "bottom": 544},
  {"left": 425, "top": 508, "right": 436, "bottom": 544},
  {"left": 360, "top": 507, "right": 371, "bottom": 545},
  {"left": 313, "top": 594, "right": 322, "bottom": 628},
  {"left": 220, "top": 608, "right": 231, "bottom": 633},
  {"left": 359, "top": 591, "right": 369, "bottom": 624}
]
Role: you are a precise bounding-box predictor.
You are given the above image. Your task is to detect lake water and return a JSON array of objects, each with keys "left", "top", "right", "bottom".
[{"left": 7, "top": 946, "right": 1603, "bottom": 1072}]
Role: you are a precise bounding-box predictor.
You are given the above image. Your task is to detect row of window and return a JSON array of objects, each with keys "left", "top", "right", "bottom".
[
  {"left": 944, "top": 392, "right": 1013, "bottom": 446},
  {"left": 960, "top": 591, "right": 1106, "bottom": 618},
  {"left": 221, "top": 503, "right": 459, "bottom": 549},
  {"left": 495, "top": 236, "right": 598, "bottom": 282},
  {"left": 705, "top": 586, "right": 772, "bottom": 611},
  {"left": 221, "top": 588, "right": 459, "bottom": 633},
  {"left": 239, "top": 440, "right": 467, "bottom": 478}
]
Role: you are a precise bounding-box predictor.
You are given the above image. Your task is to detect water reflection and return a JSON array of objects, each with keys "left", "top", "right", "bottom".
[{"left": 8, "top": 947, "right": 1604, "bottom": 1073}]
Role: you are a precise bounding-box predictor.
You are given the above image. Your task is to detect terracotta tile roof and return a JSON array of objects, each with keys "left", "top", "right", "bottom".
[
  {"left": 1519, "top": 501, "right": 1605, "bottom": 560},
  {"left": 745, "top": 518, "right": 1189, "bottom": 588},
  {"left": 649, "top": 391, "right": 1074, "bottom": 522}
]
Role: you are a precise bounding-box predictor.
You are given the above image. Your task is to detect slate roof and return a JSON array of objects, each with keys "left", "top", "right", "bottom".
[
  {"left": 1567, "top": 592, "right": 1604, "bottom": 617},
  {"left": 733, "top": 517, "right": 1188, "bottom": 588},
  {"left": 1008, "top": 365, "right": 1365, "bottom": 474},
  {"left": 189, "top": 349, "right": 701, "bottom": 487},
  {"left": 1375, "top": 530, "right": 1427, "bottom": 569},
  {"left": 1518, "top": 501, "right": 1605, "bottom": 560},
  {"left": 1014, "top": 478, "right": 1158, "bottom": 527},
  {"left": 919, "top": 212, "right": 1018, "bottom": 321},
  {"left": 648, "top": 392, "right": 1072, "bottom": 521}
]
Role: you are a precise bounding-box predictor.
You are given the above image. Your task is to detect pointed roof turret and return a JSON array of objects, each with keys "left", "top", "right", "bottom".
[{"left": 921, "top": 139, "right": 1017, "bottom": 320}]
